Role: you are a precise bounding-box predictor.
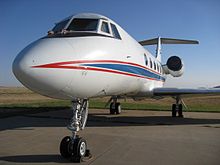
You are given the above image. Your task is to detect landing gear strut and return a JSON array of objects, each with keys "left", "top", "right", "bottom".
[
  {"left": 109, "top": 97, "right": 121, "bottom": 114},
  {"left": 60, "top": 99, "right": 91, "bottom": 162},
  {"left": 172, "top": 96, "right": 183, "bottom": 117}
]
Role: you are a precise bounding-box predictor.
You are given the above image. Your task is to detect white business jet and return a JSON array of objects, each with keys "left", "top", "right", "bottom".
[{"left": 12, "top": 13, "right": 220, "bottom": 162}]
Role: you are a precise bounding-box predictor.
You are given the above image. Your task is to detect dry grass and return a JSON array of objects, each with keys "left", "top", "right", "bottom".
[
  {"left": 0, "top": 87, "right": 55, "bottom": 105},
  {"left": 0, "top": 87, "right": 219, "bottom": 112}
]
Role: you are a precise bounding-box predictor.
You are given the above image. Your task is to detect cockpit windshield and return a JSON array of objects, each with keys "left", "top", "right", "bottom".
[
  {"left": 47, "top": 16, "right": 122, "bottom": 40},
  {"left": 52, "top": 19, "right": 70, "bottom": 33},
  {"left": 66, "top": 19, "right": 98, "bottom": 31}
]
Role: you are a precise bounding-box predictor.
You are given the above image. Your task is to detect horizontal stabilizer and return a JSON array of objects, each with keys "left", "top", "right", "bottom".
[{"left": 139, "top": 38, "right": 199, "bottom": 46}]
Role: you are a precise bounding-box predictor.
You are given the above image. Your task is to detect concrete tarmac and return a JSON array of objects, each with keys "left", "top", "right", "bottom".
[{"left": 0, "top": 109, "right": 220, "bottom": 165}]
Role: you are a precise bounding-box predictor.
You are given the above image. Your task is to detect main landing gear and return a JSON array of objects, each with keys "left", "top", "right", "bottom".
[
  {"left": 60, "top": 99, "right": 91, "bottom": 162},
  {"left": 109, "top": 98, "right": 121, "bottom": 114},
  {"left": 172, "top": 96, "right": 183, "bottom": 117}
]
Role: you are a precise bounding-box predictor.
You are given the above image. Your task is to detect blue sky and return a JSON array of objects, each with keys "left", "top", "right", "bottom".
[{"left": 0, "top": 0, "right": 220, "bottom": 87}]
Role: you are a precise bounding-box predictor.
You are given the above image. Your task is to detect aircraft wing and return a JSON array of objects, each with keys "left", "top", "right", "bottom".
[{"left": 153, "top": 87, "right": 220, "bottom": 96}]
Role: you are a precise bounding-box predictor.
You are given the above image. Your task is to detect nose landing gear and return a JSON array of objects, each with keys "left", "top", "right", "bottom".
[{"left": 60, "top": 99, "right": 92, "bottom": 162}]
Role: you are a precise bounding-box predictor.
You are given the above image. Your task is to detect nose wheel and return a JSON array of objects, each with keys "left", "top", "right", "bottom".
[
  {"left": 60, "top": 136, "right": 90, "bottom": 162},
  {"left": 60, "top": 136, "right": 72, "bottom": 158},
  {"left": 60, "top": 99, "right": 92, "bottom": 162}
]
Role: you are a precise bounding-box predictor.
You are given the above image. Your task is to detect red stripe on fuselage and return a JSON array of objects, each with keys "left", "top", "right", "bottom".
[
  {"left": 32, "top": 60, "right": 161, "bottom": 75},
  {"left": 32, "top": 63, "right": 163, "bottom": 81}
]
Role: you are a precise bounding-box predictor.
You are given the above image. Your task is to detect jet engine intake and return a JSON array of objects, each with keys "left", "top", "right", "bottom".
[{"left": 163, "top": 56, "right": 184, "bottom": 77}]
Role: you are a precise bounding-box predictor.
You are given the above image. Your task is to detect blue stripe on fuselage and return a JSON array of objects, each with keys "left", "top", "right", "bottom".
[{"left": 81, "top": 63, "right": 166, "bottom": 81}]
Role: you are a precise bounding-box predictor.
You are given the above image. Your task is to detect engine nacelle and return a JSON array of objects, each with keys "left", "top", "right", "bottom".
[{"left": 163, "top": 56, "right": 184, "bottom": 77}]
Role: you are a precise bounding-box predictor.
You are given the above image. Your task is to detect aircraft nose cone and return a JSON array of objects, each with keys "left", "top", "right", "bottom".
[
  {"left": 12, "top": 38, "right": 77, "bottom": 99},
  {"left": 13, "top": 42, "right": 36, "bottom": 89},
  {"left": 12, "top": 39, "right": 61, "bottom": 96}
]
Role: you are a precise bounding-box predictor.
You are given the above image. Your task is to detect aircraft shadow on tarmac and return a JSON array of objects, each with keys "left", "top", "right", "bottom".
[
  {"left": 0, "top": 154, "right": 71, "bottom": 164},
  {"left": 0, "top": 108, "right": 220, "bottom": 131},
  {"left": 88, "top": 114, "right": 220, "bottom": 127}
]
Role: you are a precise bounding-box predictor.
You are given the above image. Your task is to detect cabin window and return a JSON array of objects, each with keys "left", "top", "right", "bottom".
[
  {"left": 150, "top": 58, "right": 152, "bottom": 68},
  {"left": 144, "top": 54, "right": 148, "bottom": 66},
  {"left": 101, "top": 21, "right": 110, "bottom": 34},
  {"left": 154, "top": 62, "right": 156, "bottom": 70},
  {"left": 67, "top": 18, "right": 98, "bottom": 31},
  {"left": 52, "top": 19, "right": 70, "bottom": 33},
  {"left": 158, "top": 64, "right": 160, "bottom": 73},
  {"left": 110, "top": 23, "right": 121, "bottom": 39}
]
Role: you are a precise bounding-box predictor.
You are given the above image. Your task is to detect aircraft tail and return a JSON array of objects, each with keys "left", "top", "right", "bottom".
[{"left": 139, "top": 37, "right": 199, "bottom": 62}]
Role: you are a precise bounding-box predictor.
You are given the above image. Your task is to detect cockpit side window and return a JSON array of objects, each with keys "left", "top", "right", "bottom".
[
  {"left": 101, "top": 21, "right": 110, "bottom": 34},
  {"left": 52, "top": 19, "right": 70, "bottom": 33},
  {"left": 67, "top": 18, "right": 98, "bottom": 31},
  {"left": 110, "top": 23, "right": 121, "bottom": 39}
]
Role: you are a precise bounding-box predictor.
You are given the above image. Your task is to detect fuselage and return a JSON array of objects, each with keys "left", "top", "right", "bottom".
[{"left": 13, "top": 13, "right": 166, "bottom": 100}]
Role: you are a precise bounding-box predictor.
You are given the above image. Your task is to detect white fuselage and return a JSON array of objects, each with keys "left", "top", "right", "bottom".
[{"left": 13, "top": 14, "right": 165, "bottom": 100}]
